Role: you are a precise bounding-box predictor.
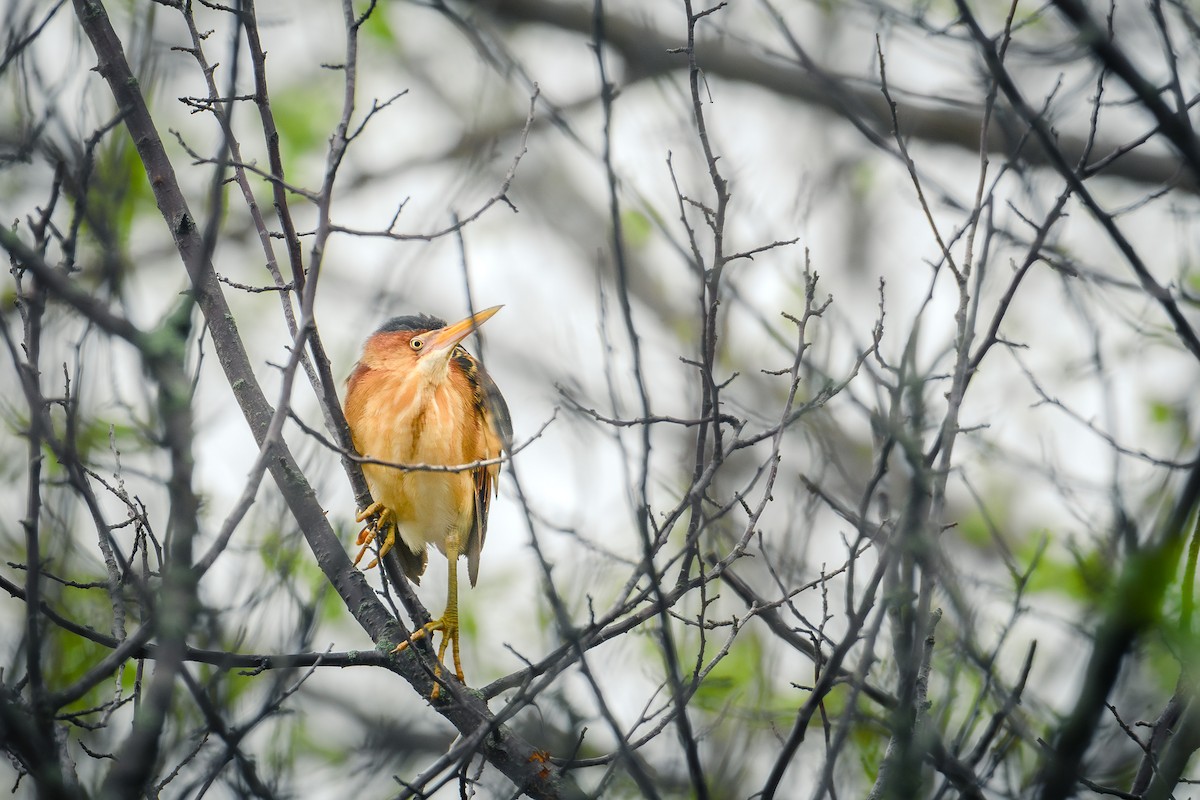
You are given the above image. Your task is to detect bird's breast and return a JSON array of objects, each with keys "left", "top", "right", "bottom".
[{"left": 346, "top": 368, "right": 483, "bottom": 553}]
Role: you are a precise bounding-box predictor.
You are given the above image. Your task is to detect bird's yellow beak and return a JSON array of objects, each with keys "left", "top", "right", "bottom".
[{"left": 420, "top": 305, "right": 502, "bottom": 355}]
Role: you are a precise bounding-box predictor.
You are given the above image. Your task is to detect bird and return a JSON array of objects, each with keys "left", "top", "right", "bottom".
[{"left": 343, "top": 305, "right": 511, "bottom": 696}]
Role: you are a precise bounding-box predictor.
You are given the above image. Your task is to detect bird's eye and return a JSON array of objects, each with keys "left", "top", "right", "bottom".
[{"left": 410, "top": 337, "right": 424, "bottom": 351}]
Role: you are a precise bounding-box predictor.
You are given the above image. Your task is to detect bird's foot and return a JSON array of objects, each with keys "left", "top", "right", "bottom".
[
  {"left": 353, "top": 502, "right": 395, "bottom": 569},
  {"left": 393, "top": 614, "right": 463, "bottom": 700}
]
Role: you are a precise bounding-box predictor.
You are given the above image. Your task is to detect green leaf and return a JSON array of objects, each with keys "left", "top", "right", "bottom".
[
  {"left": 850, "top": 160, "right": 875, "bottom": 197},
  {"left": 621, "top": 209, "right": 652, "bottom": 249},
  {"left": 90, "top": 135, "right": 156, "bottom": 248},
  {"left": 695, "top": 629, "right": 767, "bottom": 712},
  {"left": 49, "top": 590, "right": 125, "bottom": 713},
  {"left": 1188, "top": 270, "right": 1200, "bottom": 294},
  {"left": 1017, "top": 533, "right": 1112, "bottom": 602},
  {"left": 1149, "top": 400, "right": 1175, "bottom": 425},
  {"left": 359, "top": 2, "right": 396, "bottom": 46},
  {"left": 956, "top": 509, "right": 996, "bottom": 548},
  {"left": 269, "top": 86, "right": 339, "bottom": 177}
]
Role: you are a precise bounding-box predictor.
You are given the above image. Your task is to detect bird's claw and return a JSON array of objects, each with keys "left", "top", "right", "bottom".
[
  {"left": 353, "top": 502, "right": 395, "bottom": 569},
  {"left": 393, "top": 615, "right": 464, "bottom": 700}
]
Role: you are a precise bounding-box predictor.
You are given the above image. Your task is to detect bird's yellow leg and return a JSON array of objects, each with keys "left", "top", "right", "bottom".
[
  {"left": 353, "top": 503, "right": 395, "bottom": 569},
  {"left": 393, "top": 531, "right": 464, "bottom": 699}
]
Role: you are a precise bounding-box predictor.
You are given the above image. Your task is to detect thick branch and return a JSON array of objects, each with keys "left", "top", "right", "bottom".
[{"left": 468, "top": 0, "right": 1195, "bottom": 193}]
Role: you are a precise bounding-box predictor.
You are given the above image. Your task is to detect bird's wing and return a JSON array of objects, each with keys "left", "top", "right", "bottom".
[
  {"left": 481, "top": 368, "right": 513, "bottom": 450},
  {"left": 466, "top": 368, "right": 510, "bottom": 587}
]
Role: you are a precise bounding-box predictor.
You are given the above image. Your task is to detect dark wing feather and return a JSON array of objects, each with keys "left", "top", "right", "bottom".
[
  {"left": 466, "top": 364, "right": 510, "bottom": 586},
  {"left": 481, "top": 368, "right": 513, "bottom": 450}
]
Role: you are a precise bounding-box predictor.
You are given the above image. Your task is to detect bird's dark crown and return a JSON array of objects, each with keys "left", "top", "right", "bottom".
[{"left": 376, "top": 314, "right": 447, "bottom": 334}]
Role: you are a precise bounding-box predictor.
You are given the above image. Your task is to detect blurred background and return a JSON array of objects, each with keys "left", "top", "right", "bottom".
[{"left": 3, "top": 0, "right": 1199, "bottom": 797}]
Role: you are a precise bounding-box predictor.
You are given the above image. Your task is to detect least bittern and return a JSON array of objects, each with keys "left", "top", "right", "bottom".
[{"left": 344, "top": 306, "right": 511, "bottom": 695}]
